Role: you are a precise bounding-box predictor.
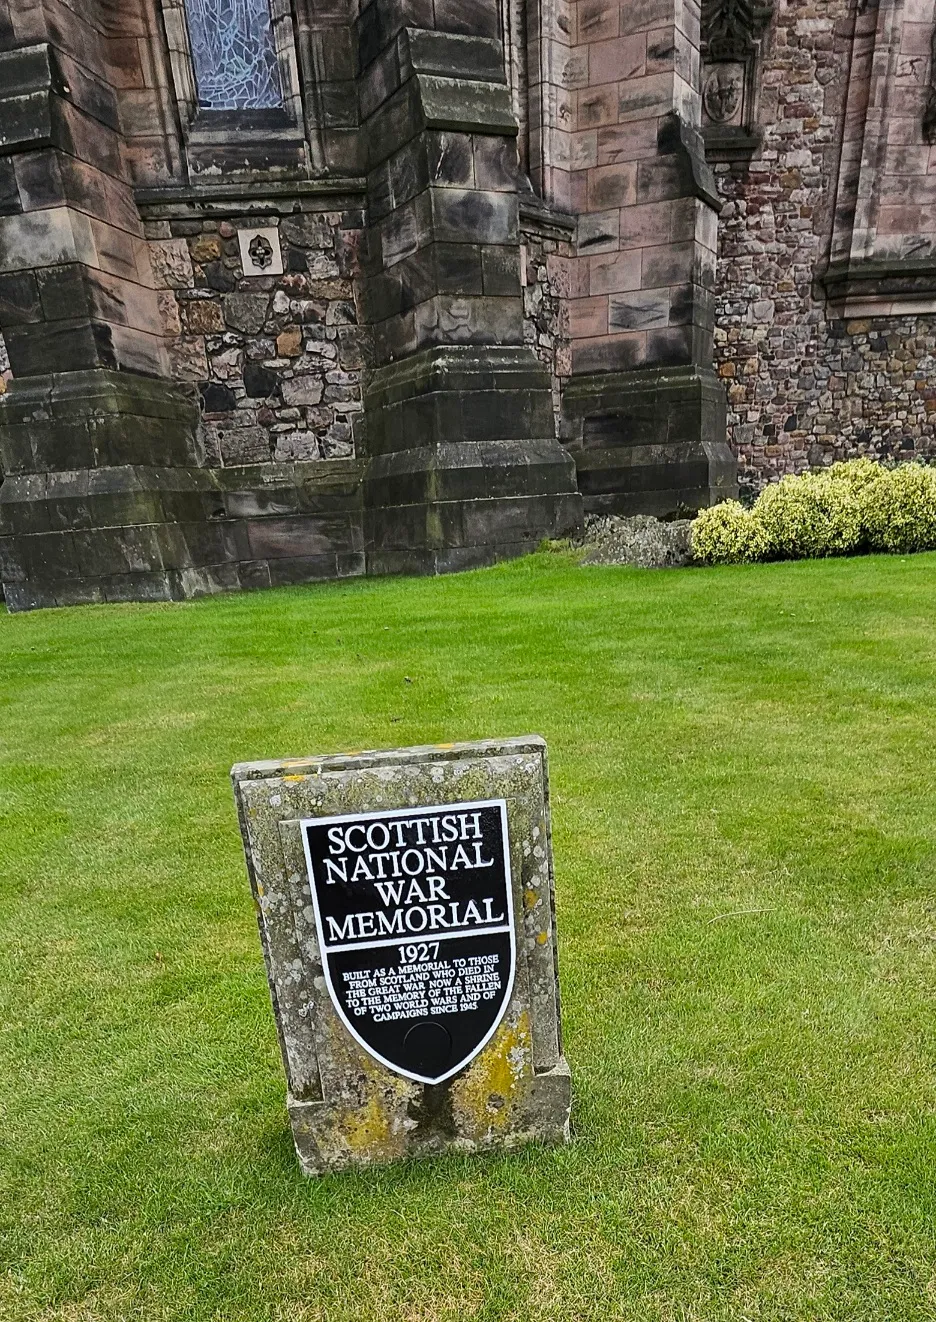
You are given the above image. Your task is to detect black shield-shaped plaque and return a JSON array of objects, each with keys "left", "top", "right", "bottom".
[{"left": 301, "top": 799, "right": 516, "bottom": 1084}]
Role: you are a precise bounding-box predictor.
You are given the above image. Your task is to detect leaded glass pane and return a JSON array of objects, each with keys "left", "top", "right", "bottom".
[{"left": 185, "top": 0, "right": 284, "bottom": 111}]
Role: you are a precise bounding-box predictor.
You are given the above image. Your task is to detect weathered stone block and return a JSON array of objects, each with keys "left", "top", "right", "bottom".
[
  {"left": 608, "top": 289, "right": 670, "bottom": 331},
  {"left": 277, "top": 326, "right": 303, "bottom": 357},
  {"left": 431, "top": 188, "right": 518, "bottom": 246},
  {"left": 37, "top": 264, "right": 90, "bottom": 321},
  {"left": 562, "top": 364, "right": 736, "bottom": 516},
  {"left": 281, "top": 375, "right": 325, "bottom": 406},
  {"left": 190, "top": 233, "right": 222, "bottom": 264},
  {"left": 273, "top": 430, "right": 322, "bottom": 461},
  {"left": 243, "top": 363, "right": 279, "bottom": 399},
  {"left": 0, "top": 269, "right": 41, "bottom": 325},
  {"left": 223, "top": 293, "right": 270, "bottom": 334},
  {"left": 231, "top": 737, "right": 572, "bottom": 1176},
  {"left": 0, "top": 159, "right": 20, "bottom": 216},
  {"left": 180, "top": 298, "right": 224, "bottom": 335},
  {"left": 403, "top": 29, "right": 506, "bottom": 83},
  {"left": 200, "top": 382, "right": 236, "bottom": 414},
  {"left": 3, "top": 320, "right": 105, "bottom": 375},
  {"left": 208, "top": 423, "right": 270, "bottom": 466},
  {"left": 166, "top": 336, "right": 209, "bottom": 382},
  {"left": 149, "top": 238, "right": 194, "bottom": 290}
]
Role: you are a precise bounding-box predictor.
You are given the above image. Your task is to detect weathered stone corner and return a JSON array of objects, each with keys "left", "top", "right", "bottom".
[{"left": 362, "top": 346, "right": 583, "bottom": 572}]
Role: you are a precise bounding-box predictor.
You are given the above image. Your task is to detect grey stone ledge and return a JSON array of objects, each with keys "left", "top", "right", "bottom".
[
  {"left": 136, "top": 178, "right": 367, "bottom": 220},
  {"left": 519, "top": 198, "right": 576, "bottom": 240},
  {"left": 821, "top": 258, "right": 936, "bottom": 308}
]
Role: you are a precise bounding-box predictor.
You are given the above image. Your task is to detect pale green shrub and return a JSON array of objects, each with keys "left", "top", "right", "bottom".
[
  {"left": 824, "top": 457, "right": 886, "bottom": 494},
  {"left": 690, "top": 458, "right": 936, "bottom": 566},
  {"left": 860, "top": 462, "right": 936, "bottom": 553},
  {"left": 690, "top": 500, "right": 769, "bottom": 565},
  {"left": 755, "top": 470, "right": 864, "bottom": 560}
]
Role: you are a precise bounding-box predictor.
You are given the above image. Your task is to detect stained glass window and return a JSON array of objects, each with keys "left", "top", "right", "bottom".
[{"left": 185, "top": 0, "right": 284, "bottom": 112}]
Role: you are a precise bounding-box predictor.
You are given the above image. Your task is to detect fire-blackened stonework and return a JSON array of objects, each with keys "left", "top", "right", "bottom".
[{"left": 4, "top": 0, "right": 936, "bottom": 606}]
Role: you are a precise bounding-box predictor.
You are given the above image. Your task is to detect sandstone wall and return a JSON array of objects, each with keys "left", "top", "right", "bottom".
[{"left": 713, "top": 0, "right": 936, "bottom": 494}]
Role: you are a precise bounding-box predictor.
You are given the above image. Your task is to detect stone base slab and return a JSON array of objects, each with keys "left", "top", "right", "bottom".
[
  {"left": 362, "top": 345, "right": 583, "bottom": 571},
  {"left": 1, "top": 459, "right": 365, "bottom": 610},
  {"left": 0, "top": 370, "right": 202, "bottom": 475},
  {"left": 0, "top": 356, "right": 740, "bottom": 605},
  {"left": 363, "top": 440, "right": 583, "bottom": 575},
  {"left": 288, "top": 1058, "right": 571, "bottom": 1176},
  {"left": 561, "top": 365, "right": 737, "bottom": 517}
]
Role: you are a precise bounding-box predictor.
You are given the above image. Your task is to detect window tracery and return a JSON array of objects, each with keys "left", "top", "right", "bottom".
[{"left": 184, "top": 0, "right": 284, "bottom": 111}]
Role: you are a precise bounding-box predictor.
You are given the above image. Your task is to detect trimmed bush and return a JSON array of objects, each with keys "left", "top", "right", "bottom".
[
  {"left": 825, "top": 457, "right": 886, "bottom": 494},
  {"left": 860, "top": 462, "right": 936, "bottom": 553},
  {"left": 690, "top": 459, "right": 936, "bottom": 566},
  {"left": 691, "top": 500, "right": 769, "bottom": 565},
  {"left": 755, "top": 470, "right": 863, "bottom": 560}
]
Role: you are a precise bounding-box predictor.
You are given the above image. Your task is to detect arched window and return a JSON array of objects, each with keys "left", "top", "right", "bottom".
[{"left": 184, "top": 0, "right": 284, "bottom": 111}]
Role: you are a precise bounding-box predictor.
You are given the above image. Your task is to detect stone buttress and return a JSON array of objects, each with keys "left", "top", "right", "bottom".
[
  {"left": 561, "top": 0, "right": 738, "bottom": 515},
  {"left": 0, "top": 0, "right": 746, "bottom": 609},
  {"left": 0, "top": 3, "right": 210, "bottom": 609},
  {"left": 356, "top": 10, "right": 582, "bottom": 573}
]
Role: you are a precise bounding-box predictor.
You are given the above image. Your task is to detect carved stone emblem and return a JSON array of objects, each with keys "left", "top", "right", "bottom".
[
  {"left": 704, "top": 66, "right": 744, "bottom": 124},
  {"left": 248, "top": 234, "right": 274, "bottom": 269},
  {"left": 236, "top": 225, "right": 284, "bottom": 277},
  {"left": 700, "top": 0, "right": 774, "bottom": 161}
]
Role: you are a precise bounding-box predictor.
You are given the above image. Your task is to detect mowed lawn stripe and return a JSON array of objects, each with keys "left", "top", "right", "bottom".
[{"left": 1, "top": 551, "right": 935, "bottom": 1321}]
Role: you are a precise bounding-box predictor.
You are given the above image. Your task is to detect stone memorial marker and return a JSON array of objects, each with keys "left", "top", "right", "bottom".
[{"left": 232, "top": 737, "right": 571, "bottom": 1175}]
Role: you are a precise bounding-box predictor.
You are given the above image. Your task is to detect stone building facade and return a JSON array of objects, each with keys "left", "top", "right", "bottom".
[
  {"left": 713, "top": 0, "right": 936, "bottom": 493},
  {"left": 0, "top": 0, "right": 933, "bottom": 607}
]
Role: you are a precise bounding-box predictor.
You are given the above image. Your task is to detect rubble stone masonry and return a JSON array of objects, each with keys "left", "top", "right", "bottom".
[
  {"left": 146, "top": 211, "right": 367, "bottom": 466},
  {"left": 714, "top": 0, "right": 936, "bottom": 494}
]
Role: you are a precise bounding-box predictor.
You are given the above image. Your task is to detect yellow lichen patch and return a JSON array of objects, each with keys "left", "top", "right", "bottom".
[
  {"left": 523, "top": 887, "right": 539, "bottom": 911},
  {"left": 341, "top": 1092, "right": 395, "bottom": 1156},
  {"left": 450, "top": 1011, "right": 532, "bottom": 1141},
  {"left": 536, "top": 931, "right": 549, "bottom": 945},
  {"left": 282, "top": 774, "right": 307, "bottom": 783},
  {"left": 329, "top": 1032, "right": 415, "bottom": 1162}
]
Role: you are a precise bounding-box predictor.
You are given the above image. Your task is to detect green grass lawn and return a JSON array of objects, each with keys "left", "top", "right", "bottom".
[{"left": 3, "top": 550, "right": 936, "bottom": 1321}]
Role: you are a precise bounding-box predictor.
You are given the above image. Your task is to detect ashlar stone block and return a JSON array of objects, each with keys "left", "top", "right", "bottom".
[{"left": 232, "top": 737, "right": 572, "bottom": 1176}]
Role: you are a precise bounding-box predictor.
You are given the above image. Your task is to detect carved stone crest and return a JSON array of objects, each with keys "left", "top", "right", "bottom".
[
  {"left": 248, "top": 234, "right": 274, "bottom": 269},
  {"left": 236, "top": 225, "right": 284, "bottom": 277},
  {"left": 703, "top": 65, "right": 744, "bottom": 124},
  {"left": 701, "top": 0, "right": 775, "bottom": 162}
]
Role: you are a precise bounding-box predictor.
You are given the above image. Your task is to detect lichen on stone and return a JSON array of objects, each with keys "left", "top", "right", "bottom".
[{"left": 450, "top": 1011, "right": 532, "bottom": 1142}]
